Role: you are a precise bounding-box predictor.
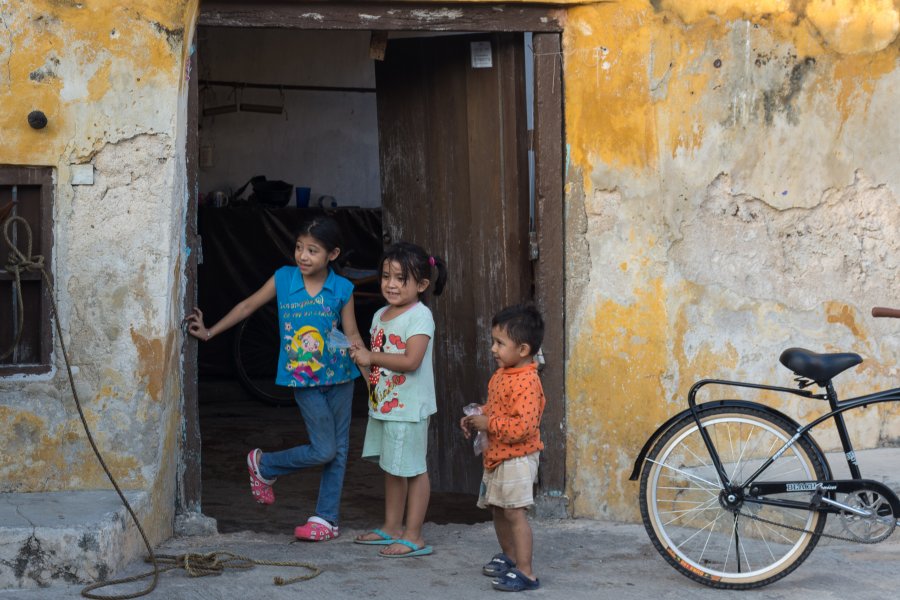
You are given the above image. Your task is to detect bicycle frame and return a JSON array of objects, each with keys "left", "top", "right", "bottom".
[{"left": 688, "top": 379, "right": 900, "bottom": 493}]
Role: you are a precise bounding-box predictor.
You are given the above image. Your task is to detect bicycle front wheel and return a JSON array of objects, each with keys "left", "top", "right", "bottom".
[{"left": 639, "top": 406, "right": 827, "bottom": 589}]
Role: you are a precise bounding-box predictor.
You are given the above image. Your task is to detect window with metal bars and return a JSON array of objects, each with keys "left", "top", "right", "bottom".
[{"left": 0, "top": 166, "right": 54, "bottom": 375}]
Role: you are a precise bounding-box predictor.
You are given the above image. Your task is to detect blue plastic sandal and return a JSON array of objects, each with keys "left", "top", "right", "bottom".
[
  {"left": 483, "top": 553, "right": 516, "bottom": 577},
  {"left": 492, "top": 568, "right": 540, "bottom": 592},
  {"left": 354, "top": 528, "right": 396, "bottom": 545},
  {"left": 378, "top": 539, "right": 433, "bottom": 557}
]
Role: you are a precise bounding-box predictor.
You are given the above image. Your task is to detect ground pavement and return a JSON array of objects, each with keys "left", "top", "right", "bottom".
[
  {"left": 4, "top": 510, "right": 899, "bottom": 599},
  {"left": 5, "top": 409, "right": 899, "bottom": 600}
]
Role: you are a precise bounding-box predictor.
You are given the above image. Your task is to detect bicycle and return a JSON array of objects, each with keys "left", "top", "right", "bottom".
[{"left": 630, "top": 306, "right": 900, "bottom": 589}]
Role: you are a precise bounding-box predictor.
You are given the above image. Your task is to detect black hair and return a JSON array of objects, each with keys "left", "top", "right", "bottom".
[
  {"left": 295, "top": 217, "right": 345, "bottom": 270},
  {"left": 295, "top": 217, "right": 344, "bottom": 253},
  {"left": 491, "top": 303, "right": 544, "bottom": 356},
  {"left": 379, "top": 241, "right": 447, "bottom": 299}
]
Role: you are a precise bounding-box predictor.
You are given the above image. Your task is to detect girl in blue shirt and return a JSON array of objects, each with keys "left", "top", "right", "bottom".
[{"left": 186, "top": 217, "right": 362, "bottom": 541}]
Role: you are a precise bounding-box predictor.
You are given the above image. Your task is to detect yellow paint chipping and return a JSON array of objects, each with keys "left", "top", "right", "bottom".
[
  {"left": 566, "top": 279, "right": 670, "bottom": 518},
  {"left": 564, "top": 0, "right": 900, "bottom": 177},
  {"left": 130, "top": 329, "right": 166, "bottom": 402},
  {"left": 565, "top": 3, "right": 657, "bottom": 176},
  {"left": 806, "top": 0, "right": 900, "bottom": 55},
  {"left": 825, "top": 301, "right": 867, "bottom": 341},
  {"left": 658, "top": 0, "right": 793, "bottom": 25},
  {"left": 0, "top": 0, "right": 192, "bottom": 164},
  {"left": 832, "top": 48, "right": 900, "bottom": 124}
]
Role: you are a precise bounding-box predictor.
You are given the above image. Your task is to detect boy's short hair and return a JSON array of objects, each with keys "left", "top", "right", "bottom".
[{"left": 491, "top": 303, "right": 544, "bottom": 356}]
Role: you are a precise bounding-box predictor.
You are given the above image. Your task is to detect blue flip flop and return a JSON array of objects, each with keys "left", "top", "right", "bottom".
[
  {"left": 379, "top": 539, "right": 434, "bottom": 557},
  {"left": 483, "top": 552, "right": 516, "bottom": 576},
  {"left": 354, "top": 528, "right": 396, "bottom": 545},
  {"left": 492, "top": 568, "right": 540, "bottom": 592}
]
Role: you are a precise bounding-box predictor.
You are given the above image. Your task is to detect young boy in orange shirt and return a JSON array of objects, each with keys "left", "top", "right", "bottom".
[{"left": 460, "top": 303, "right": 545, "bottom": 592}]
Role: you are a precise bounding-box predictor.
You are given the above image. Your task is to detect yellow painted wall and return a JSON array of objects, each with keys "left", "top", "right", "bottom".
[
  {"left": 0, "top": 0, "right": 199, "bottom": 550},
  {"left": 1, "top": 1, "right": 197, "bottom": 164},
  {"left": 2, "top": 0, "right": 899, "bottom": 541},
  {"left": 563, "top": 0, "right": 900, "bottom": 520}
]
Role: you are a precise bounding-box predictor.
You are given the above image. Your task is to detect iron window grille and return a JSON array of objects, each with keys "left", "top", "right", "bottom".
[{"left": 0, "top": 166, "right": 54, "bottom": 375}]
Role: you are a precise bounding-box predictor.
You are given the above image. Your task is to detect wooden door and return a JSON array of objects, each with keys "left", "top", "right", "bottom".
[{"left": 376, "top": 33, "right": 531, "bottom": 494}]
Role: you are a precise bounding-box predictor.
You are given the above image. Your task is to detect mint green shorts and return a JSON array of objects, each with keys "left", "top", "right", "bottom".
[{"left": 362, "top": 416, "right": 429, "bottom": 477}]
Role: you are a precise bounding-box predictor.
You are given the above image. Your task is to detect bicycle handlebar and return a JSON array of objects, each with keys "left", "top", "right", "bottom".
[{"left": 872, "top": 306, "right": 900, "bottom": 318}]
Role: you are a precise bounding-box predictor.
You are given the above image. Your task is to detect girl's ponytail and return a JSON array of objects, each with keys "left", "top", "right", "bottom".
[{"left": 428, "top": 254, "right": 447, "bottom": 296}]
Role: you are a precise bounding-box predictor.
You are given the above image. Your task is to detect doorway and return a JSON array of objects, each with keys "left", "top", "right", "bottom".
[{"left": 182, "top": 4, "right": 565, "bottom": 531}]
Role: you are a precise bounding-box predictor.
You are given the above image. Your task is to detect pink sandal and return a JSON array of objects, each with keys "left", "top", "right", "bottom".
[
  {"left": 246, "top": 449, "right": 276, "bottom": 505},
  {"left": 294, "top": 516, "right": 339, "bottom": 541}
]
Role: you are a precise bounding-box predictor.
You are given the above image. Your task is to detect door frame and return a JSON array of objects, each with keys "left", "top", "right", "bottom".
[
  {"left": 184, "top": 1, "right": 567, "bottom": 513},
  {"left": 178, "top": 31, "right": 202, "bottom": 514}
]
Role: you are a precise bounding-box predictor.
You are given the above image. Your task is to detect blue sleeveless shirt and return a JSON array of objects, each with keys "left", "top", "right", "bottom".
[{"left": 273, "top": 266, "right": 360, "bottom": 388}]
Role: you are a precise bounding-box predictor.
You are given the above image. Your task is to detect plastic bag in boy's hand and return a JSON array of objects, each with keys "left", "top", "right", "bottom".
[
  {"left": 328, "top": 328, "right": 352, "bottom": 350},
  {"left": 463, "top": 403, "right": 489, "bottom": 456}
]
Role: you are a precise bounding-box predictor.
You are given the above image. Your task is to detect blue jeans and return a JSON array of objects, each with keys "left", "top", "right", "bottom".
[{"left": 258, "top": 381, "right": 354, "bottom": 525}]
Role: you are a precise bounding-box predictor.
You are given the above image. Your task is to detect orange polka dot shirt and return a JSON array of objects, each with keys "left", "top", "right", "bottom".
[{"left": 482, "top": 361, "right": 545, "bottom": 470}]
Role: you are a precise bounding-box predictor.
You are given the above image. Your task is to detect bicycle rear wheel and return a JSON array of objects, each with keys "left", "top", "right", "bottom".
[
  {"left": 639, "top": 406, "right": 827, "bottom": 589},
  {"left": 232, "top": 303, "right": 294, "bottom": 407}
]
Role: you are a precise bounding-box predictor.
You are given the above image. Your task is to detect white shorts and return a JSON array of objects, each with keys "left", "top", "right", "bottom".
[{"left": 477, "top": 452, "right": 539, "bottom": 509}]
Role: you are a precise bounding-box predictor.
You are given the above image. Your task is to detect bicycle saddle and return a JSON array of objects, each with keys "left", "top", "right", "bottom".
[{"left": 779, "top": 347, "right": 862, "bottom": 385}]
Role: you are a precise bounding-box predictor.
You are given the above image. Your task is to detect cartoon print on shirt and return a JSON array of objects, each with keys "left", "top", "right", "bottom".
[
  {"left": 367, "top": 328, "right": 407, "bottom": 414},
  {"left": 285, "top": 324, "right": 324, "bottom": 383}
]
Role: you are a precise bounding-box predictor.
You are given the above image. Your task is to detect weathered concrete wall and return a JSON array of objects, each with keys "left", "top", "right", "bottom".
[
  {"left": 3, "top": 0, "right": 899, "bottom": 538},
  {"left": 564, "top": 0, "right": 900, "bottom": 520},
  {"left": 0, "top": 0, "right": 198, "bottom": 546}
]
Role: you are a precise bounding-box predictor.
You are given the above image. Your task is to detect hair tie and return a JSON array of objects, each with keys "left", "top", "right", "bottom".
[{"left": 428, "top": 256, "right": 436, "bottom": 267}]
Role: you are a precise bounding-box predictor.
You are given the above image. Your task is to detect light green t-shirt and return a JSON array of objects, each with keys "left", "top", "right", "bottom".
[{"left": 365, "top": 302, "right": 436, "bottom": 422}]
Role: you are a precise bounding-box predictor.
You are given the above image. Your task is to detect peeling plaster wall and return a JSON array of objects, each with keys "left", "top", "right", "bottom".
[
  {"left": 2, "top": 0, "right": 900, "bottom": 534},
  {"left": 564, "top": 0, "right": 900, "bottom": 520},
  {"left": 0, "top": 0, "right": 198, "bottom": 544}
]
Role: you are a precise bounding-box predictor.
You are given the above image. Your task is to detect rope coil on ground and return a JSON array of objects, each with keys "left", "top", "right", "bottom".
[
  {"left": 80, "top": 552, "right": 321, "bottom": 597},
  {"left": 1, "top": 216, "right": 321, "bottom": 598}
]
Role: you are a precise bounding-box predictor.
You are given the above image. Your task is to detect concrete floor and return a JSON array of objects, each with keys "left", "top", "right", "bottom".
[{"left": 5, "top": 514, "right": 899, "bottom": 599}]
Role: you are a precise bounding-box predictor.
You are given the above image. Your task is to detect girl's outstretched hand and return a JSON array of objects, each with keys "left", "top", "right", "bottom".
[{"left": 185, "top": 307, "right": 213, "bottom": 341}]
